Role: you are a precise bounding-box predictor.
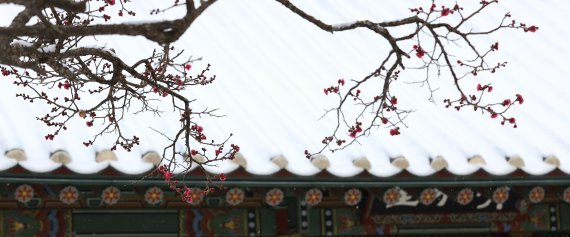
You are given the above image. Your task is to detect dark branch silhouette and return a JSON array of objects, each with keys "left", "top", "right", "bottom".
[{"left": 0, "top": 0, "right": 536, "bottom": 202}]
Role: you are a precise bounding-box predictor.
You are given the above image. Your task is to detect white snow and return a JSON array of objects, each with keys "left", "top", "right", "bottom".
[
  {"left": 0, "top": 0, "right": 569, "bottom": 177},
  {"left": 38, "top": 44, "right": 57, "bottom": 53},
  {"left": 9, "top": 39, "right": 33, "bottom": 48}
]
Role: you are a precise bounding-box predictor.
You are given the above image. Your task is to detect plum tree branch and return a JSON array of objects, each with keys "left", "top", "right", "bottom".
[
  {"left": 277, "top": 0, "right": 535, "bottom": 156},
  {"left": 0, "top": 0, "right": 536, "bottom": 201}
]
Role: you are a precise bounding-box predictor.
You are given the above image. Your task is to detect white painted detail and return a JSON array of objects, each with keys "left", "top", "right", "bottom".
[
  {"left": 476, "top": 199, "right": 492, "bottom": 210},
  {"left": 386, "top": 188, "right": 419, "bottom": 208},
  {"left": 435, "top": 189, "right": 448, "bottom": 207}
]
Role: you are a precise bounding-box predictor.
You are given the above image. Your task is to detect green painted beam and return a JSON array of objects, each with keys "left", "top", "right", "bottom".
[{"left": 73, "top": 211, "right": 179, "bottom": 234}]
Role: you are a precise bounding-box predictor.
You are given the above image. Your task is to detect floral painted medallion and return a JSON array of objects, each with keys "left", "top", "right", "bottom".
[
  {"left": 145, "top": 186, "right": 163, "bottom": 205},
  {"left": 305, "top": 188, "right": 323, "bottom": 206},
  {"left": 344, "top": 188, "right": 362, "bottom": 206},
  {"left": 266, "top": 188, "right": 284, "bottom": 207},
  {"left": 457, "top": 188, "right": 474, "bottom": 206},
  {"left": 59, "top": 186, "right": 79, "bottom": 205},
  {"left": 493, "top": 187, "right": 509, "bottom": 205},
  {"left": 420, "top": 188, "right": 437, "bottom": 206},
  {"left": 188, "top": 188, "right": 205, "bottom": 205},
  {"left": 528, "top": 186, "right": 545, "bottom": 204},
  {"left": 15, "top": 184, "right": 34, "bottom": 204},
  {"left": 383, "top": 188, "right": 401, "bottom": 205},
  {"left": 101, "top": 186, "right": 120, "bottom": 205},
  {"left": 226, "top": 188, "right": 245, "bottom": 206}
]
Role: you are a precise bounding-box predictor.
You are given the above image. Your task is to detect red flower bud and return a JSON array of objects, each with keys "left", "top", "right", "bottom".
[
  {"left": 391, "top": 96, "right": 398, "bottom": 105},
  {"left": 389, "top": 128, "right": 400, "bottom": 136},
  {"left": 441, "top": 8, "right": 450, "bottom": 16},
  {"left": 527, "top": 25, "right": 538, "bottom": 32},
  {"left": 515, "top": 94, "right": 524, "bottom": 104},
  {"left": 416, "top": 48, "right": 425, "bottom": 58},
  {"left": 163, "top": 171, "right": 173, "bottom": 181},
  {"left": 356, "top": 126, "right": 363, "bottom": 133},
  {"left": 349, "top": 132, "right": 357, "bottom": 138},
  {"left": 491, "top": 42, "right": 499, "bottom": 51}
]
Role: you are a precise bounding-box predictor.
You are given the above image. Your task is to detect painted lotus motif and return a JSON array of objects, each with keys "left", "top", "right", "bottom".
[
  {"left": 265, "top": 188, "right": 284, "bottom": 207},
  {"left": 344, "top": 188, "right": 362, "bottom": 206},
  {"left": 226, "top": 188, "right": 245, "bottom": 206},
  {"left": 528, "top": 186, "right": 545, "bottom": 204},
  {"left": 383, "top": 188, "right": 401, "bottom": 205},
  {"left": 59, "top": 186, "right": 79, "bottom": 205},
  {"left": 15, "top": 184, "right": 34, "bottom": 204},
  {"left": 102, "top": 186, "right": 120, "bottom": 205},
  {"left": 188, "top": 187, "right": 205, "bottom": 205},
  {"left": 145, "top": 186, "right": 163, "bottom": 205},
  {"left": 457, "top": 188, "right": 474, "bottom": 206},
  {"left": 493, "top": 187, "right": 510, "bottom": 204},
  {"left": 420, "top": 188, "right": 437, "bottom": 206},
  {"left": 305, "top": 188, "right": 323, "bottom": 206}
]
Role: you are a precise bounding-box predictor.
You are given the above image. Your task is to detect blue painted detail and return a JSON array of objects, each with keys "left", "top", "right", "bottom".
[
  {"left": 48, "top": 209, "right": 59, "bottom": 237},
  {"left": 400, "top": 215, "right": 414, "bottom": 224},
  {"left": 192, "top": 208, "right": 204, "bottom": 237},
  {"left": 504, "top": 223, "right": 511, "bottom": 232},
  {"left": 477, "top": 213, "right": 490, "bottom": 222},
  {"left": 44, "top": 185, "right": 56, "bottom": 197},
  {"left": 376, "top": 225, "right": 385, "bottom": 235}
]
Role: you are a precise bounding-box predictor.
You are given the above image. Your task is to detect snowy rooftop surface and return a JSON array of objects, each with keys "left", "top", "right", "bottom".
[{"left": 1, "top": 0, "right": 569, "bottom": 177}]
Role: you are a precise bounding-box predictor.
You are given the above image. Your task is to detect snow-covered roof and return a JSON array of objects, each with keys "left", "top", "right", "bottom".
[{"left": 1, "top": 1, "right": 569, "bottom": 178}]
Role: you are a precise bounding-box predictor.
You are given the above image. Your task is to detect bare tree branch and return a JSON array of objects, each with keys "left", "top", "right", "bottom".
[{"left": 0, "top": 0, "right": 537, "bottom": 201}]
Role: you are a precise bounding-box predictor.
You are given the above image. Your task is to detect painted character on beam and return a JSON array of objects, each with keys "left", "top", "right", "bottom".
[
  {"left": 383, "top": 187, "right": 419, "bottom": 208},
  {"left": 473, "top": 187, "right": 511, "bottom": 210}
]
